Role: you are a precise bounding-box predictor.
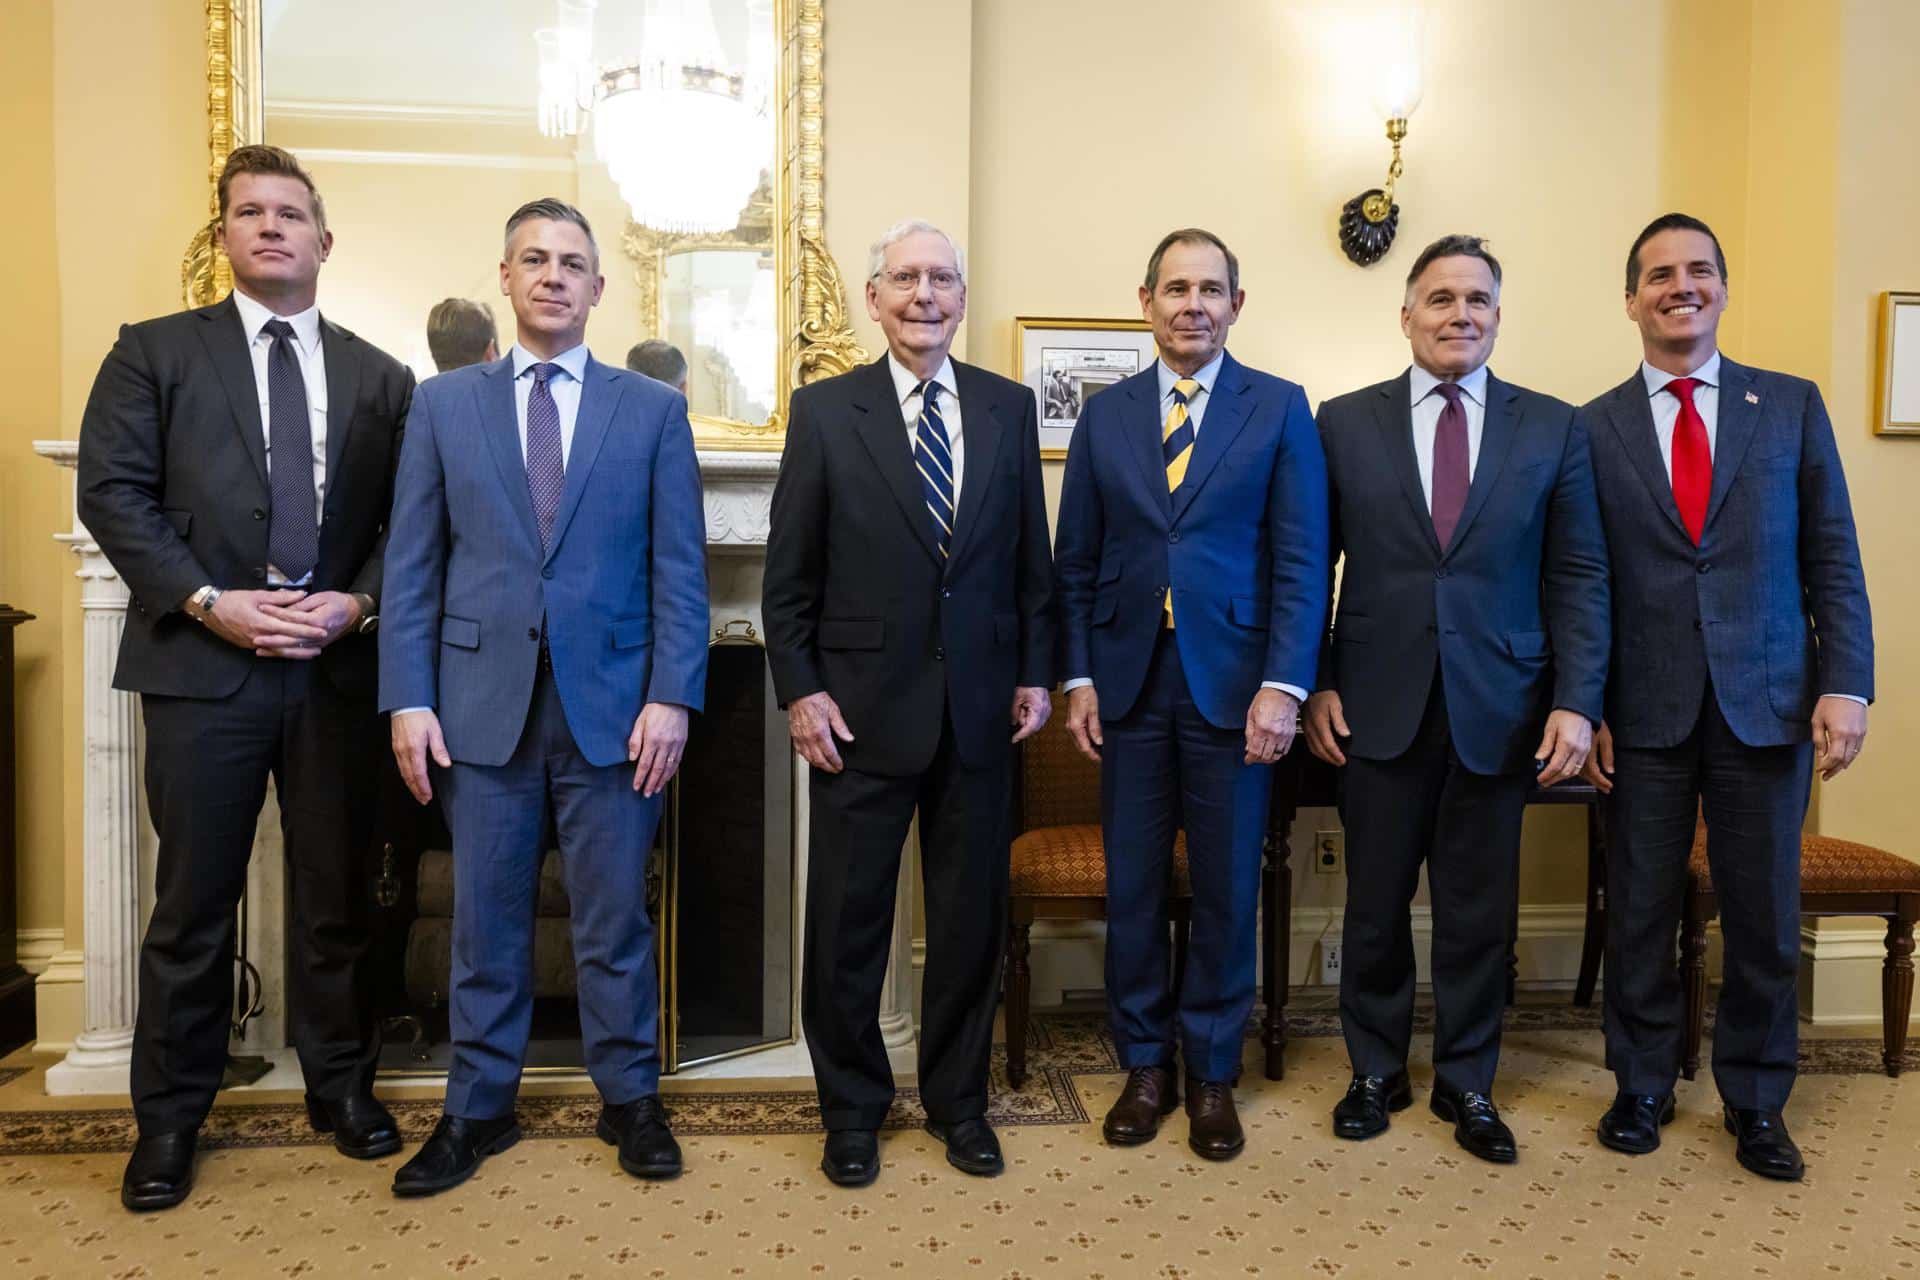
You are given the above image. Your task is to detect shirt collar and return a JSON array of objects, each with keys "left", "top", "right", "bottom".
[
  {"left": 511, "top": 342, "right": 591, "bottom": 384},
  {"left": 231, "top": 288, "right": 322, "bottom": 354},
  {"left": 1408, "top": 361, "right": 1490, "bottom": 408},
  {"left": 886, "top": 351, "right": 958, "bottom": 406},
  {"left": 1157, "top": 350, "right": 1226, "bottom": 402},
  {"left": 1641, "top": 350, "right": 1721, "bottom": 398}
]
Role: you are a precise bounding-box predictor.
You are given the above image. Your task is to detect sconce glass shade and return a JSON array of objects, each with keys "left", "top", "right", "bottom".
[{"left": 1366, "top": 8, "right": 1426, "bottom": 121}]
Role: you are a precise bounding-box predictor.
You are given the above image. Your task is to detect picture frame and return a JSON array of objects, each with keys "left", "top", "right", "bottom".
[
  {"left": 1012, "top": 316, "right": 1159, "bottom": 458},
  {"left": 1876, "top": 291, "right": 1920, "bottom": 436}
]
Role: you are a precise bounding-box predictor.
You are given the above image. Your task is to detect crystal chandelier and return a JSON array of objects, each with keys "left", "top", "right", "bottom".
[{"left": 535, "top": 0, "right": 768, "bottom": 236}]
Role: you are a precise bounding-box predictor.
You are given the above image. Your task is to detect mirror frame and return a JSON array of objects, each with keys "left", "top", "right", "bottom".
[{"left": 184, "top": 0, "right": 865, "bottom": 451}]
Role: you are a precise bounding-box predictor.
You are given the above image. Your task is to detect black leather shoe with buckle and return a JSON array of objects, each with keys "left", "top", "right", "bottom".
[
  {"left": 1430, "top": 1084, "right": 1517, "bottom": 1164},
  {"left": 1332, "top": 1069, "right": 1413, "bottom": 1140}
]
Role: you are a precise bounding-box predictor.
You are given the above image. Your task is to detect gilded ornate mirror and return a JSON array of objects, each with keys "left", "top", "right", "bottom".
[{"left": 189, "top": 0, "right": 863, "bottom": 450}]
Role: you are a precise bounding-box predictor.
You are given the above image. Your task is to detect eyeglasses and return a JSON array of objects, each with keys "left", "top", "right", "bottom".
[{"left": 873, "top": 267, "right": 963, "bottom": 294}]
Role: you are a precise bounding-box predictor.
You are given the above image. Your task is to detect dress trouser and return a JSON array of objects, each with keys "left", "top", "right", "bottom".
[
  {"left": 1336, "top": 669, "right": 1529, "bottom": 1095},
  {"left": 1101, "top": 628, "right": 1271, "bottom": 1084},
  {"left": 438, "top": 666, "right": 664, "bottom": 1120},
  {"left": 133, "top": 658, "right": 380, "bottom": 1134},
  {"left": 803, "top": 713, "right": 1010, "bottom": 1131},
  {"left": 1603, "top": 685, "right": 1811, "bottom": 1111}
]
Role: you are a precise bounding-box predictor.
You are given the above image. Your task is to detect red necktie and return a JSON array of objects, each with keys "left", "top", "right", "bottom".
[
  {"left": 1430, "top": 382, "right": 1469, "bottom": 548},
  {"left": 1666, "top": 377, "right": 1711, "bottom": 544}
]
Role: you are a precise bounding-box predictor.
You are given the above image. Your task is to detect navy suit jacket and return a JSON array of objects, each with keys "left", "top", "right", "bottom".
[
  {"left": 1054, "top": 351, "right": 1330, "bottom": 729},
  {"left": 1579, "top": 358, "right": 1872, "bottom": 749},
  {"left": 379, "top": 352, "right": 709, "bottom": 767},
  {"left": 1315, "top": 371, "right": 1610, "bottom": 775}
]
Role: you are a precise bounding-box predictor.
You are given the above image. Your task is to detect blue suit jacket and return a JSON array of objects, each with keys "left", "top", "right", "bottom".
[
  {"left": 379, "top": 353, "right": 709, "bottom": 767},
  {"left": 1580, "top": 358, "right": 1872, "bottom": 749},
  {"left": 1315, "top": 372, "right": 1610, "bottom": 775},
  {"left": 1054, "top": 351, "right": 1330, "bottom": 729}
]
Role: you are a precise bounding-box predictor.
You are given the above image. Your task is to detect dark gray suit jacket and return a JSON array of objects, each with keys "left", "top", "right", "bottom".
[{"left": 1579, "top": 358, "right": 1872, "bottom": 749}]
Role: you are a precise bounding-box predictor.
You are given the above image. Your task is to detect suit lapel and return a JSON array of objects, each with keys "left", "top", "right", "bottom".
[
  {"left": 943, "top": 362, "right": 1005, "bottom": 575},
  {"left": 850, "top": 357, "right": 943, "bottom": 567},
  {"left": 1443, "top": 372, "right": 1520, "bottom": 557},
  {"left": 1375, "top": 374, "right": 1439, "bottom": 557},
  {"left": 1604, "top": 373, "right": 1690, "bottom": 540},
  {"left": 1704, "top": 358, "right": 1760, "bottom": 536},
  {"left": 478, "top": 356, "right": 543, "bottom": 553},
  {"left": 318, "top": 318, "right": 361, "bottom": 521},
  {"left": 1170, "top": 352, "right": 1252, "bottom": 525},
  {"left": 1121, "top": 368, "right": 1173, "bottom": 523},
  {"left": 196, "top": 297, "right": 269, "bottom": 490},
  {"left": 544, "top": 356, "right": 621, "bottom": 564}
]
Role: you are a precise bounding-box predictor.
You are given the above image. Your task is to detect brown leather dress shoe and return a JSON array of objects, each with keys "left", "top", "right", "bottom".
[
  {"left": 1185, "top": 1079, "right": 1245, "bottom": 1161},
  {"left": 1102, "top": 1066, "right": 1179, "bottom": 1145}
]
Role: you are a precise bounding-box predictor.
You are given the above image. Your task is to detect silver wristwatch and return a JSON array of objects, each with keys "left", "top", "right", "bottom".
[{"left": 191, "top": 585, "right": 222, "bottom": 619}]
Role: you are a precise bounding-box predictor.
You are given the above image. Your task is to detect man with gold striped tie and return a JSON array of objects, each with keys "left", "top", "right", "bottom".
[
  {"left": 764, "top": 220, "right": 1056, "bottom": 1187},
  {"left": 1055, "top": 228, "right": 1330, "bottom": 1160}
]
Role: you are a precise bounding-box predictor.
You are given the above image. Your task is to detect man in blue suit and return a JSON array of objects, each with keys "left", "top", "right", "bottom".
[
  {"left": 1304, "top": 236, "right": 1610, "bottom": 1163},
  {"left": 380, "top": 198, "right": 708, "bottom": 1196},
  {"left": 1055, "top": 228, "right": 1329, "bottom": 1160},
  {"left": 1580, "top": 213, "right": 1872, "bottom": 1182}
]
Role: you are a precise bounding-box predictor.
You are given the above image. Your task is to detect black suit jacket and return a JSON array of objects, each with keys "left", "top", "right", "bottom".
[
  {"left": 76, "top": 295, "right": 414, "bottom": 701},
  {"left": 1315, "top": 370, "right": 1611, "bottom": 775},
  {"left": 763, "top": 355, "right": 1056, "bottom": 776},
  {"left": 1579, "top": 358, "right": 1872, "bottom": 748}
]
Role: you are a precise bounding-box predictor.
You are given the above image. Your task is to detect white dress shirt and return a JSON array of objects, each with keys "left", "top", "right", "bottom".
[
  {"left": 1408, "top": 361, "right": 1490, "bottom": 507},
  {"left": 231, "top": 288, "right": 328, "bottom": 585},
  {"left": 1066, "top": 352, "right": 1304, "bottom": 705},
  {"left": 511, "top": 341, "right": 591, "bottom": 466},
  {"left": 1641, "top": 349, "right": 1721, "bottom": 482},
  {"left": 888, "top": 351, "right": 964, "bottom": 502}
]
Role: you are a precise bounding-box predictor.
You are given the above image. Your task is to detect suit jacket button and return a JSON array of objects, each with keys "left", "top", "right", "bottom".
[
  {"left": 542, "top": 567, "right": 555, "bottom": 580},
  {"left": 528, "top": 627, "right": 539, "bottom": 641},
  {"left": 252, "top": 567, "right": 266, "bottom": 581},
  {"left": 935, "top": 647, "right": 946, "bottom": 661},
  {"left": 942, "top": 589, "right": 951, "bottom": 599},
  {"left": 1434, "top": 567, "right": 1448, "bottom": 579},
  {"left": 1693, "top": 618, "right": 1703, "bottom": 630},
  {"left": 1169, "top": 531, "right": 1181, "bottom": 543},
  {"left": 251, "top": 508, "right": 265, "bottom": 521},
  {"left": 1697, "top": 561, "right": 1711, "bottom": 574}
]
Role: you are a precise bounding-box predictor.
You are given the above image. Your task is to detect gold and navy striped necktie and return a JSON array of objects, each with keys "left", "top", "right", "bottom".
[{"left": 1161, "top": 377, "right": 1200, "bottom": 623}]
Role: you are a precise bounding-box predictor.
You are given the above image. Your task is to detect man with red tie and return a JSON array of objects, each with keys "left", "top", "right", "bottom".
[{"left": 1580, "top": 213, "right": 1874, "bottom": 1182}]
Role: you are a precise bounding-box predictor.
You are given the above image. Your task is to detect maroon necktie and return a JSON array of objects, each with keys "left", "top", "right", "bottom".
[
  {"left": 1666, "top": 377, "right": 1711, "bottom": 544},
  {"left": 1430, "top": 381, "right": 1469, "bottom": 548}
]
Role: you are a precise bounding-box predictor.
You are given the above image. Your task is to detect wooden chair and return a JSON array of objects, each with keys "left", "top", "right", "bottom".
[
  {"left": 1681, "top": 825, "right": 1920, "bottom": 1078},
  {"left": 1003, "top": 715, "right": 1297, "bottom": 1089}
]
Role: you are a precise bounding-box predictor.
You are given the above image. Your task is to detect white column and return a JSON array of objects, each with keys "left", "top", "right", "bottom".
[
  {"left": 36, "top": 441, "right": 145, "bottom": 1095},
  {"left": 877, "top": 828, "right": 918, "bottom": 1049}
]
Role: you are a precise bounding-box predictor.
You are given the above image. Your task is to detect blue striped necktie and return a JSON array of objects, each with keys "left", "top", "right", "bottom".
[{"left": 912, "top": 379, "right": 955, "bottom": 560}]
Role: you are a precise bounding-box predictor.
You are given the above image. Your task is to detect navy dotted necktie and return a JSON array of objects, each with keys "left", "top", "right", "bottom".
[
  {"left": 525, "top": 362, "right": 565, "bottom": 549},
  {"left": 913, "top": 379, "right": 955, "bottom": 559},
  {"left": 262, "top": 318, "right": 318, "bottom": 581}
]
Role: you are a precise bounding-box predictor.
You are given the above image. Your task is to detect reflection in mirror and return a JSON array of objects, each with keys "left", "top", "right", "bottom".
[{"left": 262, "top": 0, "right": 776, "bottom": 425}]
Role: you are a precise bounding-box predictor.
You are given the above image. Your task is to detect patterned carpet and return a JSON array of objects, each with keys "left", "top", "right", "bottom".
[{"left": 1, "top": 1011, "right": 1915, "bottom": 1278}]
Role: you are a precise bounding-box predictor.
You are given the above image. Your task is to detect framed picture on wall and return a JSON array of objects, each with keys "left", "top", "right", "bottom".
[
  {"left": 1013, "top": 316, "right": 1159, "bottom": 458},
  {"left": 1877, "top": 291, "right": 1920, "bottom": 436}
]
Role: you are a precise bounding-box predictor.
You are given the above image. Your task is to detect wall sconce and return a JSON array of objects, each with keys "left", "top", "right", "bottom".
[{"left": 1339, "top": 15, "right": 1424, "bottom": 267}]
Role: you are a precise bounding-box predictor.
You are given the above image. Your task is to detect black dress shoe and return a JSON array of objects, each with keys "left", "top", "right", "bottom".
[
  {"left": 925, "top": 1116, "right": 1003, "bottom": 1176},
  {"left": 821, "top": 1129, "right": 880, "bottom": 1187},
  {"left": 1724, "top": 1108, "right": 1804, "bottom": 1181},
  {"left": 391, "top": 1113, "right": 520, "bottom": 1197},
  {"left": 1332, "top": 1069, "right": 1413, "bottom": 1140},
  {"left": 1102, "top": 1066, "right": 1179, "bottom": 1145},
  {"left": 597, "top": 1096, "right": 681, "bottom": 1179},
  {"left": 1430, "top": 1084, "right": 1517, "bottom": 1164},
  {"left": 122, "top": 1130, "right": 196, "bottom": 1212},
  {"left": 1596, "top": 1091, "right": 1675, "bottom": 1155},
  {"left": 306, "top": 1091, "right": 402, "bottom": 1160},
  {"left": 1185, "top": 1079, "right": 1246, "bottom": 1161}
]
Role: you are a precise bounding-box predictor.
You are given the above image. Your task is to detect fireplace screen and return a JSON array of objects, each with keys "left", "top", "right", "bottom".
[{"left": 374, "top": 632, "right": 795, "bottom": 1075}]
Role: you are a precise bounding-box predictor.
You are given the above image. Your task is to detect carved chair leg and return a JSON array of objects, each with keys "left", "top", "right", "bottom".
[
  {"left": 1883, "top": 899, "right": 1916, "bottom": 1078},
  {"left": 1573, "top": 797, "right": 1607, "bottom": 1007},
  {"left": 1005, "top": 914, "right": 1033, "bottom": 1091},
  {"left": 1680, "top": 900, "right": 1711, "bottom": 1082}
]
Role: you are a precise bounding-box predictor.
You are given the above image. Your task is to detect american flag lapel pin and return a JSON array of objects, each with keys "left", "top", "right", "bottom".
[{"left": 1745, "top": 390, "right": 1760, "bottom": 404}]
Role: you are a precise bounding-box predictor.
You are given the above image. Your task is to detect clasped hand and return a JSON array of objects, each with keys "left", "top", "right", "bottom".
[{"left": 200, "top": 588, "right": 360, "bottom": 658}]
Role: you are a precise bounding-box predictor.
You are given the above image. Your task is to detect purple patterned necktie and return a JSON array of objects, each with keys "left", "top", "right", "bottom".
[
  {"left": 1430, "top": 381, "right": 1469, "bottom": 549},
  {"left": 262, "top": 318, "right": 318, "bottom": 580},
  {"left": 525, "top": 362, "right": 565, "bottom": 549}
]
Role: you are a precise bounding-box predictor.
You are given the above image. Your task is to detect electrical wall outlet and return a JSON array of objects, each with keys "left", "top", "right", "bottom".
[
  {"left": 1314, "top": 829, "right": 1345, "bottom": 876},
  {"left": 1319, "top": 941, "right": 1342, "bottom": 985}
]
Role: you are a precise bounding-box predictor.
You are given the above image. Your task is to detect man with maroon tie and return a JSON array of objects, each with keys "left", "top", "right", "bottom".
[{"left": 1580, "top": 213, "right": 1873, "bottom": 1181}]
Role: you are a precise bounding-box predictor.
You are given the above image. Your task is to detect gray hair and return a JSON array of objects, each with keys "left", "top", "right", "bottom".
[
  {"left": 867, "top": 219, "right": 967, "bottom": 284},
  {"left": 626, "top": 339, "right": 689, "bottom": 390},
  {"left": 503, "top": 197, "right": 599, "bottom": 268},
  {"left": 1403, "top": 234, "right": 1502, "bottom": 305}
]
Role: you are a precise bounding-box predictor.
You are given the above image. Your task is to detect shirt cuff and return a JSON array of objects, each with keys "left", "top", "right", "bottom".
[
  {"left": 1261, "top": 681, "right": 1308, "bottom": 702},
  {"left": 390, "top": 706, "right": 434, "bottom": 716},
  {"left": 1063, "top": 677, "right": 1093, "bottom": 692},
  {"left": 1822, "top": 693, "right": 1869, "bottom": 706}
]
